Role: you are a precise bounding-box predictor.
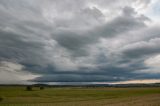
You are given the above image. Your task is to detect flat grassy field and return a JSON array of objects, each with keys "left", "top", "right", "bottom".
[{"left": 0, "top": 86, "right": 160, "bottom": 106}]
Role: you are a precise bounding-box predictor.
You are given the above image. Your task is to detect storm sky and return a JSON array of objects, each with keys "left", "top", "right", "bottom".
[{"left": 0, "top": 0, "right": 160, "bottom": 84}]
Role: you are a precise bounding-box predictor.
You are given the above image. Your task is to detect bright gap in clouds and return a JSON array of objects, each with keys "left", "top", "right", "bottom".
[{"left": 0, "top": 61, "right": 40, "bottom": 84}]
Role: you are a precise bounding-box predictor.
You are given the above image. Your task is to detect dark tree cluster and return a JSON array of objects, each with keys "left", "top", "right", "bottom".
[
  {"left": 26, "top": 85, "right": 45, "bottom": 91},
  {"left": 26, "top": 86, "right": 32, "bottom": 91},
  {"left": 40, "top": 86, "right": 44, "bottom": 90},
  {"left": 0, "top": 97, "right": 3, "bottom": 102}
]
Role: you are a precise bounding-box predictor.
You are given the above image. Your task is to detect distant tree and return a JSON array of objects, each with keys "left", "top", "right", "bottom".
[
  {"left": 26, "top": 86, "right": 32, "bottom": 91},
  {"left": 40, "top": 86, "right": 44, "bottom": 90},
  {"left": 0, "top": 97, "right": 3, "bottom": 102}
]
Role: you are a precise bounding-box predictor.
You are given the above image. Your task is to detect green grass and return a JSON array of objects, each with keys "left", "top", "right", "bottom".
[{"left": 0, "top": 86, "right": 160, "bottom": 105}]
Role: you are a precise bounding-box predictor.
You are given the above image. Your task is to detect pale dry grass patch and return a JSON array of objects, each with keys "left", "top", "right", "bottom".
[{"left": 1, "top": 94, "right": 160, "bottom": 106}]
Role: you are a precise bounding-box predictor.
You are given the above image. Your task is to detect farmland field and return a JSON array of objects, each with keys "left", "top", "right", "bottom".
[{"left": 0, "top": 86, "right": 160, "bottom": 106}]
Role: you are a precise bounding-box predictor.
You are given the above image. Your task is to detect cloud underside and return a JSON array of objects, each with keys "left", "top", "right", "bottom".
[{"left": 0, "top": 0, "right": 160, "bottom": 84}]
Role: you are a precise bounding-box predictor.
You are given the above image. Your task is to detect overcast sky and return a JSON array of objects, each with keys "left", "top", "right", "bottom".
[{"left": 0, "top": 0, "right": 160, "bottom": 84}]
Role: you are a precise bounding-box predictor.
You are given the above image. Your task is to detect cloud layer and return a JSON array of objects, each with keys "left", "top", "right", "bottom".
[{"left": 0, "top": 0, "right": 160, "bottom": 84}]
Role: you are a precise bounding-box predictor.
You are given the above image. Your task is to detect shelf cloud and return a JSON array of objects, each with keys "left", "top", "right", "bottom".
[{"left": 0, "top": 0, "right": 160, "bottom": 84}]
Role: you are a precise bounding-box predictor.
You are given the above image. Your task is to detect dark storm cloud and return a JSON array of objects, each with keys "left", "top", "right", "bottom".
[
  {"left": 0, "top": 0, "right": 160, "bottom": 83},
  {"left": 33, "top": 74, "right": 127, "bottom": 82},
  {"left": 33, "top": 63, "right": 150, "bottom": 82},
  {"left": 53, "top": 6, "right": 148, "bottom": 57},
  {"left": 0, "top": 28, "right": 48, "bottom": 66},
  {"left": 93, "top": 7, "right": 149, "bottom": 38},
  {"left": 122, "top": 38, "right": 160, "bottom": 58}
]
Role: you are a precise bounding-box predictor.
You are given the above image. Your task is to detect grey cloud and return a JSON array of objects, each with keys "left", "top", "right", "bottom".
[
  {"left": 0, "top": 28, "right": 49, "bottom": 67},
  {"left": 121, "top": 38, "right": 160, "bottom": 58},
  {"left": 33, "top": 74, "right": 126, "bottom": 82},
  {"left": 53, "top": 6, "right": 148, "bottom": 57},
  {"left": 0, "top": 61, "right": 38, "bottom": 84},
  {"left": 33, "top": 66, "right": 137, "bottom": 82},
  {"left": 53, "top": 29, "right": 97, "bottom": 57},
  {"left": 0, "top": 0, "right": 160, "bottom": 84},
  {"left": 94, "top": 7, "right": 148, "bottom": 38},
  {"left": 54, "top": 6, "right": 105, "bottom": 28}
]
